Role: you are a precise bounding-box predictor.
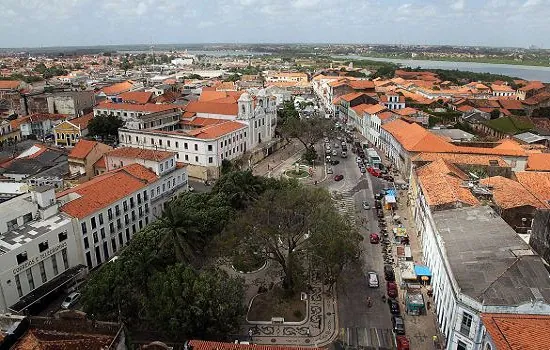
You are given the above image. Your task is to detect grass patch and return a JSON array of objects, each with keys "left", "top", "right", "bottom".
[
  {"left": 285, "top": 169, "right": 309, "bottom": 178},
  {"left": 248, "top": 287, "right": 306, "bottom": 322},
  {"left": 484, "top": 116, "right": 533, "bottom": 134}
]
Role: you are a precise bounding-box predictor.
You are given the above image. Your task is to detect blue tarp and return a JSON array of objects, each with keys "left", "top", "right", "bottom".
[
  {"left": 386, "top": 189, "right": 397, "bottom": 197},
  {"left": 414, "top": 264, "right": 432, "bottom": 277}
]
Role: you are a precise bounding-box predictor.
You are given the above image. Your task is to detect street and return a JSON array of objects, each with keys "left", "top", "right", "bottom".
[{"left": 320, "top": 137, "right": 395, "bottom": 349}]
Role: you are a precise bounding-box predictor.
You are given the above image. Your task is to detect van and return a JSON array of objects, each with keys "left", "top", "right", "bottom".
[{"left": 368, "top": 271, "right": 379, "bottom": 288}]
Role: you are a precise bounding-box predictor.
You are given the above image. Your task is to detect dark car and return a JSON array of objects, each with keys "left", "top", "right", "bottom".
[
  {"left": 392, "top": 316, "right": 406, "bottom": 335},
  {"left": 384, "top": 265, "right": 395, "bottom": 281},
  {"left": 331, "top": 160, "right": 340, "bottom": 165},
  {"left": 383, "top": 175, "right": 394, "bottom": 182},
  {"left": 388, "top": 299, "right": 400, "bottom": 315},
  {"left": 334, "top": 174, "right": 344, "bottom": 181}
]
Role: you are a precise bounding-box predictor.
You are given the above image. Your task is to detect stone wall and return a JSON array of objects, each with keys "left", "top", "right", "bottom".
[{"left": 530, "top": 209, "right": 550, "bottom": 262}]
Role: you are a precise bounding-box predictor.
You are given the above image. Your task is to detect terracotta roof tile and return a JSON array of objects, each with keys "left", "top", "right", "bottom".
[
  {"left": 107, "top": 147, "right": 174, "bottom": 161},
  {"left": 68, "top": 139, "right": 99, "bottom": 160},
  {"left": 93, "top": 155, "right": 106, "bottom": 169},
  {"left": 96, "top": 102, "right": 179, "bottom": 113},
  {"left": 181, "top": 117, "right": 227, "bottom": 128},
  {"left": 189, "top": 340, "right": 321, "bottom": 350},
  {"left": 59, "top": 163, "right": 158, "bottom": 219},
  {"left": 0, "top": 80, "right": 22, "bottom": 89},
  {"left": 185, "top": 120, "right": 246, "bottom": 139},
  {"left": 348, "top": 80, "right": 375, "bottom": 90},
  {"left": 515, "top": 171, "right": 550, "bottom": 204},
  {"left": 68, "top": 112, "right": 94, "bottom": 129},
  {"left": 526, "top": 153, "right": 550, "bottom": 171},
  {"left": 519, "top": 80, "right": 545, "bottom": 92},
  {"left": 101, "top": 80, "right": 135, "bottom": 95},
  {"left": 199, "top": 90, "right": 243, "bottom": 102},
  {"left": 339, "top": 92, "right": 366, "bottom": 102},
  {"left": 382, "top": 120, "right": 456, "bottom": 153},
  {"left": 412, "top": 152, "right": 508, "bottom": 167},
  {"left": 118, "top": 91, "right": 153, "bottom": 104},
  {"left": 480, "top": 176, "right": 548, "bottom": 209},
  {"left": 481, "top": 313, "right": 550, "bottom": 350},
  {"left": 185, "top": 101, "right": 238, "bottom": 116}
]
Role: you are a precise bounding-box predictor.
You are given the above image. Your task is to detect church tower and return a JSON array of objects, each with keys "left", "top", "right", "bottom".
[{"left": 238, "top": 92, "right": 253, "bottom": 120}]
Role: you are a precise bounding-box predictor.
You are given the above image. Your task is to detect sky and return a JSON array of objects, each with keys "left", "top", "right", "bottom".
[{"left": 0, "top": 0, "right": 549, "bottom": 48}]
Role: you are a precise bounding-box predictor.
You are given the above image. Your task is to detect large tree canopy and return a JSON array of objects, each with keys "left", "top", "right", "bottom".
[{"left": 87, "top": 114, "right": 124, "bottom": 139}]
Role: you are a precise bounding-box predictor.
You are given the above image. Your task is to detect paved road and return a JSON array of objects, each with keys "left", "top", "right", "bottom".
[{"left": 321, "top": 138, "right": 396, "bottom": 349}]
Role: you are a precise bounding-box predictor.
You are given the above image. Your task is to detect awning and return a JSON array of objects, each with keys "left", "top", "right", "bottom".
[
  {"left": 394, "top": 227, "right": 407, "bottom": 237},
  {"left": 414, "top": 264, "right": 432, "bottom": 277},
  {"left": 400, "top": 261, "right": 417, "bottom": 280},
  {"left": 385, "top": 195, "right": 396, "bottom": 203}
]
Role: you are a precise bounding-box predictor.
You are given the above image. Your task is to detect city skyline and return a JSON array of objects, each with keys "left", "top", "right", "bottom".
[{"left": 0, "top": 0, "right": 548, "bottom": 48}]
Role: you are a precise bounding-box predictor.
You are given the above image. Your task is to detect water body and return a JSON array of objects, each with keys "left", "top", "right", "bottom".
[{"left": 337, "top": 55, "right": 550, "bottom": 82}]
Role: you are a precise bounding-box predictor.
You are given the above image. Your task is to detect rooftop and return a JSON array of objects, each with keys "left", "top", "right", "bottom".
[
  {"left": 481, "top": 313, "right": 550, "bottom": 350},
  {"left": 101, "top": 80, "right": 135, "bottom": 95},
  {"left": 480, "top": 176, "right": 548, "bottom": 209},
  {"left": 68, "top": 139, "right": 100, "bottom": 160},
  {"left": 107, "top": 147, "right": 174, "bottom": 162},
  {"left": 117, "top": 91, "right": 153, "bottom": 104},
  {"left": 515, "top": 171, "right": 550, "bottom": 204},
  {"left": 95, "top": 101, "right": 179, "bottom": 113},
  {"left": 185, "top": 100, "right": 238, "bottom": 116},
  {"left": 58, "top": 164, "right": 158, "bottom": 219},
  {"left": 430, "top": 128, "right": 475, "bottom": 141},
  {"left": 412, "top": 152, "right": 509, "bottom": 167},
  {"left": 0, "top": 213, "right": 71, "bottom": 253},
  {"left": 525, "top": 153, "right": 550, "bottom": 171},
  {"left": 432, "top": 206, "right": 550, "bottom": 306},
  {"left": 185, "top": 120, "right": 247, "bottom": 139}
]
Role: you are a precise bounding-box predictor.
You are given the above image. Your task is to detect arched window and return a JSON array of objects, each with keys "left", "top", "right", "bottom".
[
  {"left": 484, "top": 343, "right": 492, "bottom": 350},
  {"left": 242, "top": 105, "right": 246, "bottom": 113}
]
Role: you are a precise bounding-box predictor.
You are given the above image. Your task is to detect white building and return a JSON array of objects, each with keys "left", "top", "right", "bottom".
[
  {"left": 93, "top": 102, "right": 181, "bottom": 131},
  {"left": 412, "top": 202, "right": 550, "bottom": 350},
  {"left": 58, "top": 158, "right": 188, "bottom": 270},
  {"left": 380, "top": 93, "right": 406, "bottom": 110},
  {"left": 0, "top": 186, "right": 85, "bottom": 314},
  {"left": 119, "top": 90, "right": 277, "bottom": 180}
]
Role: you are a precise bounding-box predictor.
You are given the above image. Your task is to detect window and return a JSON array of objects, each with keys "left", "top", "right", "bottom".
[
  {"left": 109, "top": 223, "right": 115, "bottom": 234},
  {"left": 137, "top": 193, "right": 142, "bottom": 204},
  {"left": 103, "top": 242, "right": 109, "bottom": 260},
  {"left": 7, "top": 218, "right": 18, "bottom": 231},
  {"left": 95, "top": 246, "right": 102, "bottom": 265},
  {"left": 108, "top": 208, "right": 113, "bottom": 220},
  {"left": 160, "top": 163, "right": 164, "bottom": 171},
  {"left": 93, "top": 232, "right": 98, "bottom": 243},
  {"left": 61, "top": 249, "right": 69, "bottom": 270},
  {"left": 132, "top": 211, "right": 136, "bottom": 221},
  {"left": 195, "top": 156, "right": 199, "bottom": 162},
  {"left": 84, "top": 237, "right": 89, "bottom": 249},
  {"left": 23, "top": 213, "right": 33, "bottom": 223},
  {"left": 16, "top": 252, "right": 28, "bottom": 264},
  {"left": 125, "top": 214, "right": 129, "bottom": 225},
  {"left": 485, "top": 344, "right": 492, "bottom": 350},
  {"left": 184, "top": 143, "right": 188, "bottom": 150},
  {"left": 457, "top": 341, "right": 467, "bottom": 350},
  {"left": 58, "top": 231, "right": 67, "bottom": 242},
  {"left": 159, "top": 139, "right": 162, "bottom": 146},
  {"left": 126, "top": 228, "right": 130, "bottom": 241},
  {"left": 151, "top": 189, "right": 155, "bottom": 198},
  {"left": 91, "top": 217, "right": 97, "bottom": 230},
  {"left": 170, "top": 159, "right": 173, "bottom": 167},
  {"left": 208, "top": 145, "right": 213, "bottom": 151},
  {"left": 175, "top": 142, "right": 179, "bottom": 148},
  {"left": 208, "top": 157, "right": 213, "bottom": 164},
  {"left": 185, "top": 154, "right": 189, "bottom": 161},
  {"left": 15, "top": 275, "right": 22, "bottom": 297},
  {"left": 39, "top": 261, "right": 47, "bottom": 283},
  {"left": 115, "top": 205, "right": 120, "bottom": 216},
  {"left": 100, "top": 228, "right": 105, "bottom": 239},
  {"left": 130, "top": 198, "right": 135, "bottom": 208},
  {"left": 119, "top": 232, "right": 124, "bottom": 247},
  {"left": 123, "top": 200, "right": 128, "bottom": 211},
  {"left": 81, "top": 222, "right": 87, "bottom": 234},
  {"left": 51, "top": 255, "right": 58, "bottom": 275},
  {"left": 143, "top": 190, "right": 148, "bottom": 201},
  {"left": 38, "top": 241, "right": 49, "bottom": 252},
  {"left": 111, "top": 238, "right": 117, "bottom": 252},
  {"left": 194, "top": 144, "right": 198, "bottom": 151},
  {"left": 139, "top": 220, "right": 143, "bottom": 230},
  {"left": 145, "top": 203, "right": 149, "bottom": 214},
  {"left": 460, "top": 312, "right": 473, "bottom": 336},
  {"left": 132, "top": 224, "right": 136, "bottom": 234},
  {"left": 220, "top": 141, "right": 223, "bottom": 148},
  {"left": 26, "top": 268, "right": 35, "bottom": 290},
  {"left": 139, "top": 207, "right": 143, "bottom": 217},
  {"left": 117, "top": 218, "right": 122, "bottom": 230},
  {"left": 98, "top": 213, "right": 104, "bottom": 225}
]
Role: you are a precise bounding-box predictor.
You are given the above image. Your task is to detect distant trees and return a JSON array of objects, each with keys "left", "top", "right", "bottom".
[
  {"left": 87, "top": 114, "right": 124, "bottom": 139},
  {"left": 33, "top": 63, "right": 68, "bottom": 79}
]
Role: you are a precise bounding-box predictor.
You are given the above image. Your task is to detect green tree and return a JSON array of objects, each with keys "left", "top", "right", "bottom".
[
  {"left": 153, "top": 192, "right": 233, "bottom": 264},
  {"left": 224, "top": 74, "right": 241, "bottom": 82},
  {"left": 490, "top": 109, "right": 501, "bottom": 119},
  {"left": 222, "top": 181, "right": 359, "bottom": 291},
  {"left": 212, "top": 170, "right": 266, "bottom": 209},
  {"left": 119, "top": 58, "right": 133, "bottom": 74},
  {"left": 87, "top": 114, "right": 124, "bottom": 139}
]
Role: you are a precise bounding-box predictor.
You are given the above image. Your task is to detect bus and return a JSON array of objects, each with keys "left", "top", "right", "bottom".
[{"left": 367, "top": 148, "right": 382, "bottom": 168}]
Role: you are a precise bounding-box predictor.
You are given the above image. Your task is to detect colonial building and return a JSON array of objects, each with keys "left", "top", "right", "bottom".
[
  {"left": 67, "top": 140, "right": 113, "bottom": 180},
  {"left": 93, "top": 102, "right": 181, "bottom": 131},
  {"left": 53, "top": 113, "right": 94, "bottom": 147}
]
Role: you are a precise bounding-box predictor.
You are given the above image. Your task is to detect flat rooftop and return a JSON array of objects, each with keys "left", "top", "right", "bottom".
[
  {"left": 0, "top": 213, "right": 71, "bottom": 254},
  {"left": 432, "top": 206, "right": 550, "bottom": 306}
]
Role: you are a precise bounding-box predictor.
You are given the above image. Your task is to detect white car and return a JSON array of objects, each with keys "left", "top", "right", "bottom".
[
  {"left": 356, "top": 156, "right": 362, "bottom": 163},
  {"left": 362, "top": 201, "right": 371, "bottom": 210},
  {"left": 368, "top": 271, "right": 379, "bottom": 288},
  {"left": 327, "top": 167, "right": 334, "bottom": 174},
  {"left": 61, "top": 292, "right": 81, "bottom": 309},
  {"left": 332, "top": 150, "right": 338, "bottom": 156}
]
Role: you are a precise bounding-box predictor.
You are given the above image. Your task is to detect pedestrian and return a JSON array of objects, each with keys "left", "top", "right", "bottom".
[
  {"left": 432, "top": 335, "right": 438, "bottom": 346},
  {"left": 307, "top": 328, "right": 311, "bottom": 337}
]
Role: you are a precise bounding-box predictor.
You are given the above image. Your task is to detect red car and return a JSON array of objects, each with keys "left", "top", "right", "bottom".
[
  {"left": 372, "top": 169, "right": 382, "bottom": 177},
  {"left": 396, "top": 336, "right": 410, "bottom": 350},
  {"left": 369, "top": 233, "right": 380, "bottom": 244},
  {"left": 387, "top": 281, "right": 398, "bottom": 298},
  {"left": 334, "top": 174, "right": 344, "bottom": 181}
]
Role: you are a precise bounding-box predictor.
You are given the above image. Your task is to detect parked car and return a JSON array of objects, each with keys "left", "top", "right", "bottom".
[
  {"left": 334, "top": 143, "right": 339, "bottom": 148},
  {"left": 396, "top": 336, "right": 410, "bottom": 350},
  {"left": 384, "top": 265, "right": 395, "bottom": 281},
  {"left": 362, "top": 201, "right": 370, "bottom": 210},
  {"left": 392, "top": 316, "right": 406, "bottom": 335},
  {"left": 360, "top": 167, "right": 366, "bottom": 173},
  {"left": 327, "top": 167, "right": 334, "bottom": 174},
  {"left": 368, "top": 271, "right": 379, "bottom": 288},
  {"left": 61, "top": 292, "right": 81, "bottom": 309},
  {"left": 383, "top": 175, "right": 394, "bottom": 182},
  {"left": 387, "top": 282, "right": 398, "bottom": 298},
  {"left": 332, "top": 150, "right": 338, "bottom": 156},
  {"left": 369, "top": 233, "right": 380, "bottom": 244},
  {"left": 334, "top": 174, "right": 344, "bottom": 181},
  {"left": 388, "top": 299, "right": 400, "bottom": 315},
  {"left": 341, "top": 151, "right": 347, "bottom": 158},
  {"left": 331, "top": 159, "right": 340, "bottom": 165},
  {"left": 356, "top": 156, "right": 362, "bottom": 163}
]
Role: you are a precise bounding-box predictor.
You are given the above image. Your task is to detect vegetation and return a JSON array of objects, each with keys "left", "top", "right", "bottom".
[
  {"left": 33, "top": 63, "right": 68, "bottom": 79},
  {"left": 401, "top": 67, "right": 517, "bottom": 84},
  {"left": 0, "top": 74, "right": 43, "bottom": 83},
  {"left": 87, "top": 114, "right": 124, "bottom": 139},
  {"left": 483, "top": 116, "right": 533, "bottom": 135}
]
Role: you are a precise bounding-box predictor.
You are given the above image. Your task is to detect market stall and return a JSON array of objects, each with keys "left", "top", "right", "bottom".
[{"left": 414, "top": 264, "right": 432, "bottom": 285}]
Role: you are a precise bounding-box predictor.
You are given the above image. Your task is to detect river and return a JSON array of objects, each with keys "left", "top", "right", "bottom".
[{"left": 337, "top": 55, "right": 550, "bottom": 82}]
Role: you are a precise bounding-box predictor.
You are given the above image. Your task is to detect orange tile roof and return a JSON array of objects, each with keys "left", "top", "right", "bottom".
[
  {"left": 101, "top": 80, "right": 135, "bottom": 95},
  {"left": 519, "top": 81, "right": 545, "bottom": 92},
  {"left": 0, "top": 80, "right": 22, "bottom": 89},
  {"left": 382, "top": 120, "right": 457, "bottom": 153},
  {"left": 394, "top": 107, "right": 418, "bottom": 116},
  {"left": 348, "top": 80, "right": 375, "bottom": 90},
  {"left": 412, "top": 152, "right": 508, "bottom": 167},
  {"left": 96, "top": 101, "right": 179, "bottom": 113},
  {"left": 68, "top": 139, "right": 99, "bottom": 160},
  {"left": 181, "top": 117, "right": 226, "bottom": 127},
  {"left": 491, "top": 84, "right": 515, "bottom": 92},
  {"left": 107, "top": 147, "right": 174, "bottom": 161},
  {"left": 480, "top": 176, "right": 548, "bottom": 209},
  {"left": 68, "top": 112, "right": 94, "bottom": 129},
  {"left": 189, "top": 340, "right": 321, "bottom": 350},
  {"left": 185, "top": 120, "right": 246, "bottom": 139},
  {"left": 199, "top": 90, "right": 243, "bottom": 102},
  {"left": 481, "top": 313, "right": 550, "bottom": 350},
  {"left": 93, "top": 155, "right": 106, "bottom": 169},
  {"left": 362, "top": 104, "right": 387, "bottom": 115},
  {"left": 118, "top": 91, "right": 153, "bottom": 104},
  {"left": 526, "top": 153, "right": 550, "bottom": 171},
  {"left": 416, "top": 159, "right": 479, "bottom": 208},
  {"left": 59, "top": 164, "right": 158, "bottom": 219},
  {"left": 515, "top": 171, "right": 550, "bottom": 204},
  {"left": 185, "top": 101, "right": 238, "bottom": 116},
  {"left": 339, "top": 92, "right": 366, "bottom": 102}
]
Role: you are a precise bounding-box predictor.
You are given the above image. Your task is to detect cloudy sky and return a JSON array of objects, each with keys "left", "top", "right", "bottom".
[{"left": 0, "top": 0, "right": 548, "bottom": 48}]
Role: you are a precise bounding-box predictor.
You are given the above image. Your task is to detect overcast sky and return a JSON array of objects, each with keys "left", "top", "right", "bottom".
[{"left": 0, "top": 0, "right": 548, "bottom": 48}]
